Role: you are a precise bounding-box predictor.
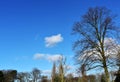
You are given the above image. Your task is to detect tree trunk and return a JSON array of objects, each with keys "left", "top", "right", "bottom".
[
  {"left": 101, "top": 41, "right": 110, "bottom": 82},
  {"left": 103, "top": 62, "right": 110, "bottom": 82}
]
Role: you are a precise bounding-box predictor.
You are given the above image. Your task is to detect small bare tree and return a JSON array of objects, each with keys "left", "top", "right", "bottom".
[
  {"left": 72, "top": 7, "right": 119, "bottom": 82},
  {"left": 17, "top": 72, "right": 30, "bottom": 82},
  {"left": 31, "top": 68, "right": 41, "bottom": 82}
]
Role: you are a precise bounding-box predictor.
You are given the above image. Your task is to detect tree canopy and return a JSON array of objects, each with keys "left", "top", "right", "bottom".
[{"left": 72, "top": 7, "right": 120, "bottom": 82}]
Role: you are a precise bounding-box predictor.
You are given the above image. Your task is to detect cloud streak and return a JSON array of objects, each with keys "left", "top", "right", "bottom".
[
  {"left": 45, "top": 34, "right": 63, "bottom": 47},
  {"left": 33, "top": 53, "right": 44, "bottom": 60},
  {"left": 33, "top": 53, "right": 63, "bottom": 62},
  {"left": 47, "top": 54, "right": 63, "bottom": 62}
]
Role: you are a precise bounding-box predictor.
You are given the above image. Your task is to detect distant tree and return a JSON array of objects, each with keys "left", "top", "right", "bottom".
[
  {"left": 17, "top": 72, "right": 30, "bottom": 82},
  {"left": 115, "top": 68, "right": 120, "bottom": 82},
  {"left": 58, "top": 56, "right": 67, "bottom": 82},
  {"left": 0, "top": 71, "right": 4, "bottom": 82},
  {"left": 101, "top": 74, "right": 106, "bottom": 82},
  {"left": 3, "top": 70, "right": 17, "bottom": 82},
  {"left": 72, "top": 7, "right": 120, "bottom": 82},
  {"left": 88, "top": 75, "right": 96, "bottom": 82},
  {"left": 66, "top": 73, "right": 73, "bottom": 82},
  {"left": 59, "top": 60, "right": 64, "bottom": 82},
  {"left": 51, "top": 62, "right": 56, "bottom": 82},
  {"left": 41, "top": 76, "right": 48, "bottom": 82},
  {"left": 17, "top": 72, "right": 24, "bottom": 82},
  {"left": 109, "top": 71, "right": 115, "bottom": 82},
  {"left": 54, "top": 74, "right": 61, "bottom": 82},
  {"left": 77, "top": 64, "right": 87, "bottom": 82},
  {"left": 31, "top": 68, "right": 41, "bottom": 82},
  {"left": 73, "top": 77, "right": 79, "bottom": 82},
  {"left": 96, "top": 74, "right": 101, "bottom": 82}
]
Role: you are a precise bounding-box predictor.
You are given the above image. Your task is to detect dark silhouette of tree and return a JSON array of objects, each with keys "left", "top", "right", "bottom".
[
  {"left": 0, "top": 71, "right": 4, "bottom": 82},
  {"left": 115, "top": 68, "right": 120, "bottom": 82},
  {"left": 3, "top": 70, "right": 17, "bottom": 82},
  {"left": 41, "top": 76, "right": 48, "bottom": 82},
  {"left": 72, "top": 7, "right": 119, "bottom": 82}
]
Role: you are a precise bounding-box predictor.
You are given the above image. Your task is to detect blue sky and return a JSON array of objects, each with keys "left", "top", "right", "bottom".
[{"left": 0, "top": 0, "right": 120, "bottom": 75}]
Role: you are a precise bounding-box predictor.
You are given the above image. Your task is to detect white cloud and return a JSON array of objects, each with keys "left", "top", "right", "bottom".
[
  {"left": 104, "top": 38, "right": 120, "bottom": 58},
  {"left": 42, "top": 70, "right": 51, "bottom": 74},
  {"left": 78, "top": 37, "right": 120, "bottom": 61},
  {"left": 45, "top": 34, "right": 63, "bottom": 47},
  {"left": 104, "top": 38, "right": 117, "bottom": 48},
  {"left": 15, "top": 56, "right": 29, "bottom": 61},
  {"left": 33, "top": 53, "right": 44, "bottom": 60},
  {"left": 65, "top": 65, "right": 73, "bottom": 70},
  {"left": 33, "top": 53, "right": 63, "bottom": 62},
  {"left": 47, "top": 54, "right": 63, "bottom": 62}
]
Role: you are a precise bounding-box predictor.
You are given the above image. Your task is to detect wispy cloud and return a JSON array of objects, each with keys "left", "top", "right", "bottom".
[
  {"left": 42, "top": 70, "right": 51, "bottom": 74},
  {"left": 45, "top": 34, "right": 63, "bottom": 47},
  {"left": 33, "top": 53, "right": 63, "bottom": 62},
  {"left": 33, "top": 53, "right": 44, "bottom": 60},
  {"left": 47, "top": 54, "right": 63, "bottom": 62},
  {"left": 78, "top": 37, "right": 120, "bottom": 61}
]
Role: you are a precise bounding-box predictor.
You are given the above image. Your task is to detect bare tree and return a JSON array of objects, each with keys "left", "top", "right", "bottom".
[
  {"left": 66, "top": 73, "right": 73, "bottom": 82},
  {"left": 17, "top": 72, "right": 30, "bottom": 82},
  {"left": 57, "top": 56, "right": 67, "bottom": 82},
  {"left": 31, "top": 68, "right": 41, "bottom": 82},
  {"left": 72, "top": 7, "right": 119, "bottom": 82},
  {"left": 59, "top": 61, "right": 64, "bottom": 82},
  {"left": 51, "top": 62, "right": 56, "bottom": 82},
  {"left": 77, "top": 64, "right": 87, "bottom": 82}
]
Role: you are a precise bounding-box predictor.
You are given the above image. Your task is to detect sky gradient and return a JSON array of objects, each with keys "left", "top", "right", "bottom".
[{"left": 0, "top": 0, "right": 120, "bottom": 75}]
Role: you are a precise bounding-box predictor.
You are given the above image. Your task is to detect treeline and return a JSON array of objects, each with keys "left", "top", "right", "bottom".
[
  {"left": 0, "top": 68, "right": 42, "bottom": 82},
  {"left": 51, "top": 58, "right": 120, "bottom": 82},
  {"left": 72, "top": 6, "right": 120, "bottom": 82},
  {"left": 0, "top": 68, "right": 120, "bottom": 82},
  {"left": 0, "top": 57, "right": 119, "bottom": 82},
  {"left": 0, "top": 68, "right": 48, "bottom": 82},
  {"left": 0, "top": 70, "right": 17, "bottom": 82}
]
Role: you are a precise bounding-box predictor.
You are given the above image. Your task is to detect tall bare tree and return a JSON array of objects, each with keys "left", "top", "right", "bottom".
[
  {"left": 59, "top": 60, "right": 64, "bottom": 82},
  {"left": 72, "top": 7, "right": 119, "bottom": 82},
  {"left": 58, "top": 56, "right": 67, "bottom": 82},
  {"left": 51, "top": 62, "right": 56, "bottom": 82}
]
